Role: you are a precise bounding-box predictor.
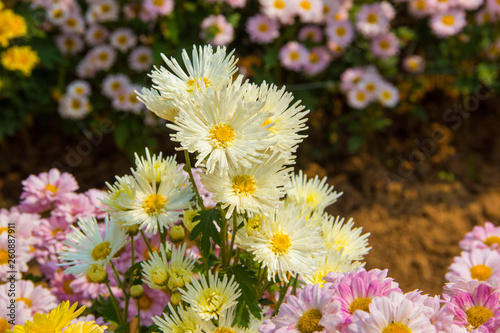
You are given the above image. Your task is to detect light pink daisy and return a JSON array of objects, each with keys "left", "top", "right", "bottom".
[
  {"left": 88, "top": 44, "right": 117, "bottom": 71},
  {"left": 403, "top": 55, "right": 425, "bottom": 73},
  {"left": 0, "top": 280, "right": 58, "bottom": 315},
  {"left": 55, "top": 34, "right": 84, "bottom": 55},
  {"left": 408, "top": 0, "right": 431, "bottom": 18},
  {"left": 70, "top": 272, "right": 116, "bottom": 300},
  {"left": 102, "top": 73, "right": 130, "bottom": 99},
  {"left": 346, "top": 87, "right": 372, "bottom": 109},
  {"left": 325, "top": 19, "right": 354, "bottom": 48},
  {"left": 84, "top": 24, "right": 109, "bottom": 46},
  {"left": 446, "top": 248, "right": 500, "bottom": 284},
  {"left": 303, "top": 46, "right": 331, "bottom": 75},
  {"left": 50, "top": 270, "right": 90, "bottom": 305},
  {"left": 427, "top": 0, "right": 457, "bottom": 12},
  {"left": 60, "top": 14, "right": 85, "bottom": 35},
  {"left": 456, "top": 0, "right": 484, "bottom": 10},
  {"left": 19, "top": 169, "right": 78, "bottom": 213},
  {"left": 200, "top": 14, "right": 234, "bottom": 45},
  {"left": 266, "top": 284, "right": 341, "bottom": 333},
  {"left": 85, "top": 188, "right": 107, "bottom": 219},
  {"left": 110, "top": 28, "right": 138, "bottom": 52},
  {"left": 430, "top": 10, "right": 467, "bottom": 38},
  {"left": 371, "top": 32, "right": 399, "bottom": 59},
  {"left": 87, "top": 0, "right": 119, "bottom": 23},
  {"left": 298, "top": 25, "right": 323, "bottom": 43},
  {"left": 66, "top": 80, "right": 91, "bottom": 97},
  {"left": 294, "top": 0, "right": 324, "bottom": 23},
  {"left": 356, "top": 4, "right": 390, "bottom": 38},
  {"left": 129, "top": 46, "right": 153, "bottom": 72},
  {"left": 51, "top": 193, "right": 97, "bottom": 225},
  {"left": 124, "top": 284, "right": 170, "bottom": 326},
  {"left": 142, "top": 0, "right": 174, "bottom": 16},
  {"left": 347, "top": 292, "right": 436, "bottom": 333},
  {"left": 260, "top": 0, "right": 296, "bottom": 25},
  {"left": 279, "top": 41, "right": 309, "bottom": 72},
  {"left": 380, "top": 1, "right": 396, "bottom": 20},
  {"left": 487, "top": 0, "right": 500, "bottom": 14},
  {"left": 340, "top": 67, "right": 372, "bottom": 92},
  {"left": 459, "top": 222, "right": 500, "bottom": 251},
  {"left": 246, "top": 14, "right": 280, "bottom": 44},
  {"left": 445, "top": 283, "right": 500, "bottom": 331},
  {"left": 377, "top": 82, "right": 400, "bottom": 108}
]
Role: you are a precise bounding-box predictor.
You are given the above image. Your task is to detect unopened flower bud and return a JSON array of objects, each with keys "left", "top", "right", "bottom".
[
  {"left": 130, "top": 284, "right": 144, "bottom": 299},
  {"left": 127, "top": 224, "right": 140, "bottom": 236},
  {"left": 87, "top": 265, "right": 108, "bottom": 284},
  {"left": 151, "top": 268, "right": 169, "bottom": 287},
  {"left": 170, "top": 292, "right": 183, "bottom": 306},
  {"left": 168, "top": 225, "right": 185, "bottom": 243}
]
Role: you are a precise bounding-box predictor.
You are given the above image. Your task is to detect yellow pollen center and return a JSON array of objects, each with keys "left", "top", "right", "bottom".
[
  {"left": 289, "top": 51, "right": 300, "bottom": 61},
  {"left": 466, "top": 306, "right": 493, "bottom": 329},
  {"left": 442, "top": 15, "right": 455, "bottom": 26},
  {"left": 45, "top": 184, "right": 59, "bottom": 194},
  {"left": 186, "top": 77, "right": 212, "bottom": 93},
  {"left": 356, "top": 92, "right": 366, "bottom": 102},
  {"left": 139, "top": 295, "right": 153, "bottom": 310},
  {"left": 258, "top": 24, "right": 269, "bottom": 32},
  {"left": 0, "top": 227, "right": 8, "bottom": 235},
  {"left": 138, "top": 54, "right": 149, "bottom": 63},
  {"left": 117, "top": 35, "right": 127, "bottom": 45},
  {"left": 379, "top": 40, "right": 390, "bottom": 50},
  {"left": 297, "top": 309, "right": 323, "bottom": 333},
  {"left": 246, "top": 215, "right": 264, "bottom": 235},
  {"left": 349, "top": 297, "right": 372, "bottom": 314},
  {"left": 200, "top": 289, "right": 223, "bottom": 313},
  {"left": 336, "top": 26, "right": 346, "bottom": 36},
  {"left": 274, "top": 0, "right": 285, "bottom": 9},
  {"left": 300, "top": 1, "right": 312, "bottom": 10},
  {"left": 71, "top": 99, "right": 81, "bottom": 109},
  {"left": 142, "top": 194, "right": 167, "bottom": 215},
  {"left": 62, "top": 279, "right": 74, "bottom": 294},
  {"left": 111, "top": 82, "right": 121, "bottom": 91},
  {"left": 470, "top": 264, "right": 492, "bottom": 281},
  {"left": 0, "top": 318, "right": 10, "bottom": 332},
  {"left": 367, "top": 13, "right": 378, "bottom": 24},
  {"left": 101, "top": 4, "right": 111, "bottom": 13},
  {"left": 215, "top": 328, "right": 236, "bottom": 333},
  {"left": 98, "top": 52, "right": 108, "bottom": 61},
  {"left": 94, "top": 30, "right": 103, "bottom": 39},
  {"left": 64, "top": 39, "right": 75, "bottom": 49},
  {"left": 75, "top": 87, "right": 84, "bottom": 94},
  {"left": 408, "top": 60, "right": 419, "bottom": 71},
  {"left": 53, "top": 9, "right": 63, "bottom": 18},
  {"left": 154, "top": 0, "right": 164, "bottom": 5},
  {"left": 306, "top": 192, "right": 319, "bottom": 206},
  {"left": 381, "top": 323, "right": 411, "bottom": 333},
  {"left": 309, "top": 53, "right": 319, "bottom": 63},
  {"left": 16, "top": 297, "right": 32, "bottom": 308},
  {"left": 210, "top": 123, "right": 236, "bottom": 147},
  {"left": 416, "top": 0, "right": 426, "bottom": 9},
  {"left": 91, "top": 241, "right": 112, "bottom": 261},
  {"left": 0, "top": 250, "right": 9, "bottom": 265},
  {"left": 366, "top": 83, "right": 376, "bottom": 92},
  {"left": 270, "top": 232, "right": 291, "bottom": 255},
  {"left": 382, "top": 91, "right": 392, "bottom": 100},
  {"left": 66, "top": 18, "right": 77, "bottom": 27},
  {"left": 484, "top": 236, "right": 500, "bottom": 247},
  {"left": 232, "top": 174, "right": 257, "bottom": 196}
]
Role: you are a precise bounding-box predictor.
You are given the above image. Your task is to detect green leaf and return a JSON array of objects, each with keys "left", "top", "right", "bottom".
[
  {"left": 94, "top": 295, "right": 121, "bottom": 325},
  {"left": 477, "top": 63, "right": 498, "bottom": 86},
  {"left": 348, "top": 135, "right": 364, "bottom": 154},
  {"left": 223, "top": 264, "right": 262, "bottom": 327},
  {"left": 190, "top": 208, "right": 222, "bottom": 257}
]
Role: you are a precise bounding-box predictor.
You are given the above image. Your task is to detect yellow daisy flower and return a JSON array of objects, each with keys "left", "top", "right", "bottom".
[{"left": 1, "top": 46, "right": 40, "bottom": 76}]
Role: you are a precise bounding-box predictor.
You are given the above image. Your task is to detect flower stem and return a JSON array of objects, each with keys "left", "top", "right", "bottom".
[
  {"left": 140, "top": 230, "right": 154, "bottom": 255},
  {"left": 106, "top": 281, "right": 124, "bottom": 327},
  {"left": 183, "top": 150, "right": 205, "bottom": 210}
]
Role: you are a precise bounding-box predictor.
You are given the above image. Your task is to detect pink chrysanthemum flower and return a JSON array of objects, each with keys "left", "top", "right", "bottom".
[
  {"left": 347, "top": 292, "right": 436, "bottom": 333},
  {"left": 487, "top": 0, "right": 500, "bottom": 14},
  {"left": 325, "top": 19, "right": 354, "bottom": 48},
  {"left": 70, "top": 272, "right": 117, "bottom": 300},
  {"left": 371, "top": 32, "right": 399, "bottom": 59},
  {"left": 50, "top": 270, "right": 90, "bottom": 305},
  {"left": 460, "top": 222, "right": 500, "bottom": 251},
  {"left": 446, "top": 248, "right": 500, "bottom": 284},
  {"left": 55, "top": 34, "right": 84, "bottom": 55},
  {"left": 445, "top": 283, "right": 500, "bottom": 331},
  {"left": 279, "top": 41, "right": 309, "bottom": 72},
  {"left": 51, "top": 193, "right": 97, "bottom": 225},
  {"left": 265, "top": 284, "right": 341, "bottom": 333},
  {"left": 456, "top": 0, "right": 484, "bottom": 10},
  {"left": 142, "top": 0, "right": 174, "bottom": 16},
  {"left": 294, "top": 0, "right": 324, "bottom": 23},
  {"left": 129, "top": 46, "right": 153, "bottom": 72},
  {"left": 246, "top": 14, "right": 280, "bottom": 44},
  {"left": 19, "top": 169, "right": 78, "bottom": 213},
  {"left": 377, "top": 83, "right": 400, "bottom": 108},
  {"left": 340, "top": 67, "right": 372, "bottom": 93},
  {"left": 298, "top": 25, "right": 323, "bottom": 43},
  {"left": 430, "top": 10, "right": 467, "bottom": 38},
  {"left": 88, "top": 44, "right": 117, "bottom": 71},
  {"left": 85, "top": 24, "right": 109, "bottom": 46},
  {"left": 200, "top": 14, "right": 235, "bottom": 45},
  {"left": 0, "top": 207, "right": 40, "bottom": 252},
  {"left": 356, "top": 4, "right": 390, "bottom": 38},
  {"left": 346, "top": 87, "right": 372, "bottom": 109},
  {"left": 403, "top": 55, "right": 425, "bottom": 73},
  {"left": 408, "top": 0, "right": 431, "bottom": 18},
  {"left": 124, "top": 284, "right": 170, "bottom": 326},
  {"left": 85, "top": 189, "right": 107, "bottom": 219},
  {"left": 0, "top": 279, "right": 58, "bottom": 315},
  {"left": 303, "top": 46, "right": 331, "bottom": 75},
  {"left": 260, "top": 0, "right": 296, "bottom": 25},
  {"left": 66, "top": 80, "right": 91, "bottom": 97},
  {"left": 427, "top": 0, "right": 457, "bottom": 12}
]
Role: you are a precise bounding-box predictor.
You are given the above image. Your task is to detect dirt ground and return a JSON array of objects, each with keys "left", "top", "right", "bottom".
[{"left": 1, "top": 97, "right": 500, "bottom": 296}]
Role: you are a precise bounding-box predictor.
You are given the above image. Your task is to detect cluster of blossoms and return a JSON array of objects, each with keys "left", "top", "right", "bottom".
[
  {"left": 340, "top": 66, "right": 399, "bottom": 109},
  {"left": 0, "top": 2, "right": 39, "bottom": 80}
]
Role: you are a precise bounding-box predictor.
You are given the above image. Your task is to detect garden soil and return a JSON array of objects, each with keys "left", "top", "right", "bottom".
[{"left": 1, "top": 95, "right": 500, "bottom": 296}]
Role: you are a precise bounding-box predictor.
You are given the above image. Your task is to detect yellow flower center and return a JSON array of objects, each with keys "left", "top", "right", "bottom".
[
  {"left": 200, "top": 289, "right": 223, "bottom": 313},
  {"left": 139, "top": 294, "right": 153, "bottom": 310},
  {"left": 349, "top": 297, "right": 372, "bottom": 314},
  {"left": 367, "top": 13, "right": 378, "bottom": 24},
  {"left": 0, "top": 249, "right": 9, "bottom": 265},
  {"left": 129, "top": 93, "right": 137, "bottom": 104},
  {"left": 309, "top": 53, "right": 319, "bottom": 63},
  {"left": 270, "top": 232, "right": 291, "bottom": 255},
  {"left": 232, "top": 174, "right": 257, "bottom": 196},
  {"left": 215, "top": 327, "right": 236, "bottom": 333},
  {"left": 379, "top": 40, "right": 390, "bottom": 50},
  {"left": 142, "top": 194, "right": 167, "bottom": 215},
  {"left": 66, "top": 18, "right": 77, "bottom": 27},
  {"left": 101, "top": 4, "right": 111, "bottom": 13},
  {"left": 0, "top": 318, "right": 10, "bottom": 333},
  {"left": 274, "top": 0, "right": 285, "bottom": 9},
  {"left": 289, "top": 51, "right": 300, "bottom": 61},
  {"left": 62, "top": 279, "right": 74, "bottom": 294},
  {"left": 71, "top": 99, "right": 81, "bottom": 109},
  {"left": 258, "top": 23, "right": 269, "bottom": 32},
  {"left": 366, "top": 83, "right": 376, "bottom": 92},
  {"left": 111, "top": 81, "right": 121, "bottom": 91},
  {"left": 151, "top": 267, "right": 168, "bottom": 286},
  {"left": 186, "top": 77, "right": 212, "bottom": 93},
  {"left": 75, "top": 87, "right": 84, "bottom": 94},
  {"left": 297, "top": 309, "right": 323, "bottom": 333},
  {"left": 300, "top": 1, "right": 311, "bottom": 10},
  {"left": 91, "top": 241, "right": 112, "bottom": 261},
  {"left": 442, "top": 15, "right": 455, "bottom": 26},
  {"left": 306, "top": 192, "right": 319, "bottom": 207},
  {"left": 382, "top": 91, "right": 392, "bottom": 100},
  {"left": 0, "top": 227, "right": 8, "bottom": 235},
  {"left": 246, "top": 215, "right": 264, "bottom": 235},
  {"left": 336, "top": 26, "right": 346, "bottom": 37},
  {"left": 138, "top": 54, "right": 149, "bottom": 63},
  {"left": 210, "top": 123, "right": 236, "bottom": 147},
  {"left": 154, "top": 0, "right": 164, "bottom": 5},
  {"left": 45, "top": 184, "right": 59, "bottom": 194},
  {"left": 416, "top": 0, "right": 426, "bottom": 9},
  {"left": 408, "top": 60, "right": 419, "bottom": 71},
  {"left": 117, "top": 35, "right": 127, "bottom": 45},
  {"left": 94, "top": 30, "right": 103, "bottom": 39},
  {"left": 16, "top": 297, "right": 32, "bottom": 308},
  {"left": 484, "top": 236, "right": 500, "bottom": 247},
  {"left": 53, "top": 9, "right": 63, "bottom": 18},
  {"left": 356, "top": 92, "right": 366, "bottom": 102},
  {"left": 470, "top": 264, "right": 492, "bottom": 281},
  {"left": 381, "top": 323, "right": 411, "bottom": 333},
  {"left": 466, "top": 306, "right": 493, "bottom": 329},
  {"left": 98, "top": 52, "right": 108, "bottom": 61},
  {"left": 64, "top": 39, "right": 75, "bottom": 50}
]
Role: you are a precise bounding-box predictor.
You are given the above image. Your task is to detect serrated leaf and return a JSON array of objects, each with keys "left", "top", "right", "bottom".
[
  {"left": 190, "top": 208, "right": 222, "bottom": 257},
  {"left": 94, "top": 295, "right": 121, "bottom": 325}
]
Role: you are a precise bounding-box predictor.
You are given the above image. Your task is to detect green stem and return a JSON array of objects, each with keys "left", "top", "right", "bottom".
[
  {"left": 227, "top": 213, "right": 238, "bottom": 265},
  {"left": 111, "top": 262, "right": 125, "bottom": 292},
  {"left": 106, "top": 281, "right": 124, "bottom": 326},
  {"left": 183, "top": 151, "right": 205, "bottom": 210},
  {"left": 140, "top": 230, "right": 154, "bottom": 255},
  {"left": 157, "top": 220, "right": 167, "bottom": 250},
  {"left": 220, "top": 211, "right": 228, "bottom": 267},
  {"left": 273, "top": 278, "right": 293, "bottom": 316},
  {"left": 233, "top": 248, "right": 241, "bottom": 266},
  {"left": 291, "top": 273, "right": 299, "bottom": 296},
  {"left": 131, "top": 237, "right": 135, "bottom": 267}
]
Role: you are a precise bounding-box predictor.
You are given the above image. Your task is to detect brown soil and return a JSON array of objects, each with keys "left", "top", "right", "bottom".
[{"left": 2, "top": 96, "right": 500, "bottom": 296}]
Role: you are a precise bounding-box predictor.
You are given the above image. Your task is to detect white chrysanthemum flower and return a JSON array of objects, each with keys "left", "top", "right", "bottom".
[
  {"left": 58, "top": 216, "right": 128, "bottom": 276},
  {"left": 237, "top": 204, "right": 326, "bottom": 282},
  {"left": 302, "top": 249, "right": 364, "bottom": 286},
  {"left": 137, "top": 87, "right": 178, "bottom": 122},
  {"left": 153, "top": 303, "right": 203, "bottom": 333},
  {"left": 167, "top": 243, "right": 196, "bottom": 290},
  {"left": 134, "top": 148, "right": 178, "bottom": 184},
  {"left": 110, "top": 28, "right": 137, "bottom": 52},
  {"left": 180, "top": 271, "right": 241, "bottom": 320},
  {"left": 286, "top": 170, "right": 343, "bottom": 214},
  {"left": 321, "top": 214, "right": 371, "bottom": 261},
  {"left": 201, "top": 153, "right": 291, "bottom": 218},
  {"left": 168, "top": 79, "right": 274, "bottom": 174},
  {"left": 201, "top": 307, "right": 253, "bottom": 333},
  {"left": 101, "top": 174, "right": 138, "bottom": 213},
  {"left": 142, "top": 243, "right": 171, "bottom": 289},
  {"left": 114, "top": 163, "right": 194, "bottom": 234}
]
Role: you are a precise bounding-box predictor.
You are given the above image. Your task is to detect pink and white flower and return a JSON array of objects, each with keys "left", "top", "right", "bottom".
[
  {"left": 371, "top": 32, "right": 399, "bottom": 59},
  {"left": 446, "top": 248, "right": 500, "bottom": 284},
  {"left": 200, "top": 14, "right": 234, "bottom": 46},
  {"left": 430, "top": 10, "right": 467, "bottom": 38},
  {"left": 279, "top": 41, "right": 308, "bottom": 72},
  {"left": 246, "top": 14, "right": 280, "bottom": 44}
]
